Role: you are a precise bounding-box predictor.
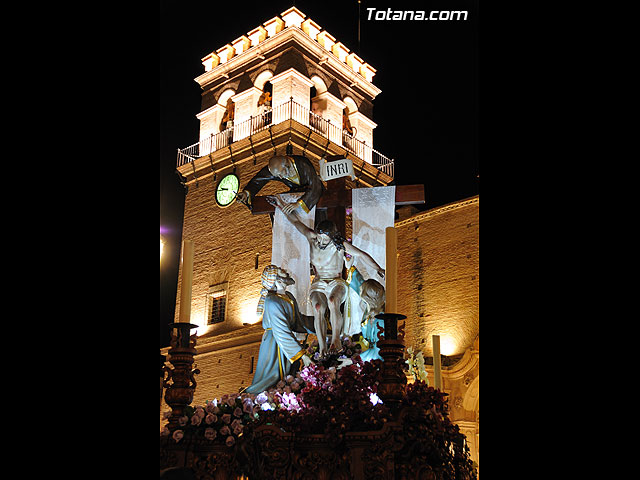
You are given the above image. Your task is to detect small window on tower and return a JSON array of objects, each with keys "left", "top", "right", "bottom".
[{"left": 207, "top": 283, "right": 228, "bottom": 325}]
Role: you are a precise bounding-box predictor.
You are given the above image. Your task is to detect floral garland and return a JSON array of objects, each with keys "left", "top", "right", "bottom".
[
  {"left": 161, "top": 338, "right": 384, "bottom": 445},
  {"left": 160, "top": 340, "right": 477, "bottom": 478}
]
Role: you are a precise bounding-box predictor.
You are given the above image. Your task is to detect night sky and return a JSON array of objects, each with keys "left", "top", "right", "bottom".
[{"left": 160, "top": 0, "right": 478, "bottom": 348}]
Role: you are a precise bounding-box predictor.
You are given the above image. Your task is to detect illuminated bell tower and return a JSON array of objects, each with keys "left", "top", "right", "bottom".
[{"left": 170, "top": 6, "right": 395, "bottom": 403}]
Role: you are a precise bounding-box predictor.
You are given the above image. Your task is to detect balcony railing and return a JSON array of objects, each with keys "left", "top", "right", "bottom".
[{"left": 176, "top": 99, "right": 394, "bottom": 178}]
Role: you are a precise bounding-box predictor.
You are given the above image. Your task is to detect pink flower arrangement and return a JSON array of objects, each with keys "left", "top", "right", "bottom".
[{"left": 162, "top": 339, "right": 386, "bottom": 446}]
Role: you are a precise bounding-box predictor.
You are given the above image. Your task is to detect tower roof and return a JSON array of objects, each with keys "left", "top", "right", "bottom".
[{"left": 195, "top": 6, "right": 379, "bottom": 98}]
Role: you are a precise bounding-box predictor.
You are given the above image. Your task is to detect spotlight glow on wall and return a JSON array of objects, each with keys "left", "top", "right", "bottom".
[{"left": 440, "top": 335, "right": 456, "bottom": 356}]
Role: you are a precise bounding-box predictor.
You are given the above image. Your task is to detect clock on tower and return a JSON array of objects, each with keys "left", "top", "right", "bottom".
[{"left": 215, "top": 173, "right": 239, "bottom": 207}]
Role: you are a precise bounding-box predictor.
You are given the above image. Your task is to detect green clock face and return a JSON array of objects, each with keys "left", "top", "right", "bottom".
[{"left": 215, "top": 173, "right": 239, "bottom": 207}]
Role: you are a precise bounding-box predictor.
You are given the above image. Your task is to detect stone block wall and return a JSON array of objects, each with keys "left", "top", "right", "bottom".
[{"left": 395, "top": 197, "right": 479, "bottom": 357}]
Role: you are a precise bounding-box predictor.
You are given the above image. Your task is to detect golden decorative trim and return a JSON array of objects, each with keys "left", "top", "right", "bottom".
[{"left": 290, "top": 349, "right": 305, "bottom": 363}]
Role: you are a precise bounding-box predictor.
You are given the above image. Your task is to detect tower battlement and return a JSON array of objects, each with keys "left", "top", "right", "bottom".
[{"left": 198, "top": 7, "right": 377, "bottom": 89}]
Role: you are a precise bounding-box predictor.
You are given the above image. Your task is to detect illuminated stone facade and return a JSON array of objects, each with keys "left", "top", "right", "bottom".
[{"left": 162, "top": 6, "right": 478, "bottom": 468}]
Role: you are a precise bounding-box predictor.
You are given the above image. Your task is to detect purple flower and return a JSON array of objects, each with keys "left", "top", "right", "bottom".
[
  {"left": 191, "top": 415, "right": 202, "bottom": 426},
  {"left": 172, "top": 430, "right": 184, "bottom": 442},
  {"left": 255, "top": 392, "right": 268, "bottom": 405},
  {"left": 233, "top": 407, "right": 243, "bottom": 418},
  {"left": 243, "top": 401, "right": 253, "bottom": 414},
  {"left": 220, "top": 425, "right": 231, "bottom": 436},
  {"left": 194, "top": 406, "right": 205, "bottom": 419},
  {"left": 225, "top": 435, "right": 236, "bottom": 447},
  {"left": 221, "top": 413, "right": 231, "bottom": 424},
  {"left": 232, "top": 423, "right": 243, "bottom": 435},
  {"left": 204, "top": 428, "right": 217, "bottom": 441}
]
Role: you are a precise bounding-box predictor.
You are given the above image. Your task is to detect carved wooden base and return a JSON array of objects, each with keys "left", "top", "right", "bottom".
[{"left": 160, "top": 406, "right": 477, "bottom": 480}]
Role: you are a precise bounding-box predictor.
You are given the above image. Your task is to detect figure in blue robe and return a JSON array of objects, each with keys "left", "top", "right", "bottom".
[
  {"left": 356, "top": 278, "right": 386, "bottom": 362},
  {"left": 244, "top": 265, "right": 315, "bottom": 394}
]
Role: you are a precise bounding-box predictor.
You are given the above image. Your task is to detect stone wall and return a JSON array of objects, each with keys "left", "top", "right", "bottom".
[{"left": 396, "top": 197, "right": 479, "bottom": 357}]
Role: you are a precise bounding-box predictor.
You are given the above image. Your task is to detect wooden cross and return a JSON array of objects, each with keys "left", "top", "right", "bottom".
[{"left": 249, "top": 173, "right": 425, "bottom": 238}]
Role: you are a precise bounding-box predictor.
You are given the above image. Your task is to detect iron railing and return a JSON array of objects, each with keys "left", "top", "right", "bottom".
[{"left": 176, "top": 99, "right": 394, "bottom": 178}]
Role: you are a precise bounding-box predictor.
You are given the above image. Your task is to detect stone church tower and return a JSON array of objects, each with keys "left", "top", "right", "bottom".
[{"left": 162, "top": 6, "right": 478, "bottom": 468}]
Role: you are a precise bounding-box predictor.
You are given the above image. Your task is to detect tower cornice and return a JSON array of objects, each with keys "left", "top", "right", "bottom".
[{"left": 195, "top": 21, "right": 381, "bottom": 100}]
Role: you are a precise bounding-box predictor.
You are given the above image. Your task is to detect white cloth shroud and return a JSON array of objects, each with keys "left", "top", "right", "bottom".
[
  {"left": 271, "top": 192, "right": 316, "bottom": 317},
  {"left": 351, "top": 185, "right": 396, "bottom": 281},
  {"left": 342, "top": 186, "right": 395, "bottom": 335}
]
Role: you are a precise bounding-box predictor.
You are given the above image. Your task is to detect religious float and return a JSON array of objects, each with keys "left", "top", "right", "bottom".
[{"left": 160, "top": 316, "right": 477, "bottom": 479}]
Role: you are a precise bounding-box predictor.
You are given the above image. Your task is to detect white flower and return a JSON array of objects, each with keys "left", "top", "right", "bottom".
[
  {"left": 369, "top": 392, "right": 383, "bottom": 406},
  {"left": 255, "top": 392, "right": 268, "bottom": 405}
]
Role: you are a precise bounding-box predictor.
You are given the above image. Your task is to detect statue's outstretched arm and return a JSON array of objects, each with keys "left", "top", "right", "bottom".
[
  {"left": 344, "top": 242, "right": 385, "bottom": 279},
  {"left": 268, "top": 198, "right": 314, "bottom": 242}
]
